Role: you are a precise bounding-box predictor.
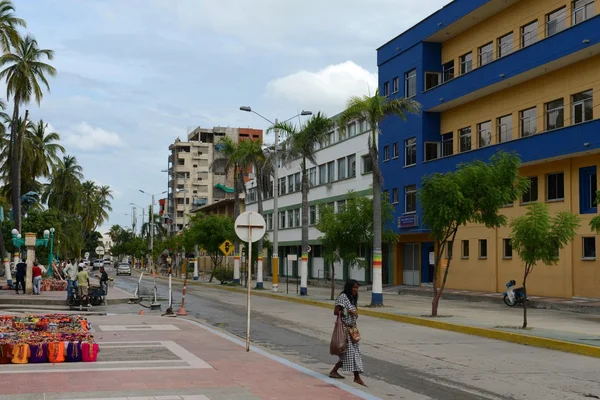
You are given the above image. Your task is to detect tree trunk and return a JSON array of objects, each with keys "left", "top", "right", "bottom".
[
  {"left": 370, "top": 134, "right": 383, "bottom": 306},
  {"left": 330, "top": 262, "right": 335, "bottom": 301},
  {"left": 10, "top": 100, "right": 21, "bottom": 232},
  {"left": 300, "top": 159, "right": 309, "bottom": 296},
  {"left": 522, "top": 265, "right": 530, "bottom": 329},
  {"left": 431, "top": 240, "right": 446, "bottom": 317},
  {"left": 431, "top": 230, "right": 457, "bottom": 317}
]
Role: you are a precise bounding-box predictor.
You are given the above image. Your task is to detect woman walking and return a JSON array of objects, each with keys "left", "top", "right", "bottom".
[{"left": 329, "top": 279, "right": 366, "bottom": 387}]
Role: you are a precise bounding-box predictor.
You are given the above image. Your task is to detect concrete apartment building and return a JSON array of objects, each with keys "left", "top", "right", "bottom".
[
  {"left": 245, "top": 115, "right": 375, "bottom": 283},
  {"left": 378, "top": 0, "right": 600, "bottom": 298},
  {"left": 166, "top": 126, "right": 262, "bottom": 234}
]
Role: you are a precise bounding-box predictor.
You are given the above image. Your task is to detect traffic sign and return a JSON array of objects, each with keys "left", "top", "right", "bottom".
[
  {"left": 307, "top": 245, "right": 312, "bottom": 253},
  {"left": 84, "top": 252, "right": 90, "bottom": 260},
  {"left": 220, "top": 240, "right": 234, "bottom": 256},
  {"left": 95, "top": 246, "right": 105, "bottom": 256},
  {"left": 234, "top": 211, "right": 266, "bottom": 243}
]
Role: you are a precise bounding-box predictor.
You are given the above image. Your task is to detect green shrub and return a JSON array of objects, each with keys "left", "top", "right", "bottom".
[{"left": 213, "top": 268, "right": 233, "bottom": 284}]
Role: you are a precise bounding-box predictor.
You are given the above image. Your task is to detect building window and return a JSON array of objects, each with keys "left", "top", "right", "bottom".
[
  {"left": 294, "top": 208, "right": 300, "bottom": 227},
  {"left": 574, "top": 0, "right": 594, "bottom": 24},
  {"left": 447, "top": 241, "right": 453, "bottom": 258},
  {"left": 348, "top": 122, "right": 357, "bottom": 137},
  {"left": 477, "top": 121, "right": 492, "bottom": 148},
  {"left": 583, "top": 237, "right": 596, "bottom": 259},
  {"left": 405, "top": 184, "right": 417, "bottom": 213},
  {"left": 579, "top": 166, "right": 598, "bottom": 214},
  {"left": 337, "top": 200, "right": 346, "bottom": 213},
  {"left": 279, "top": 211, "right": 286, "bottom": 229},
  {"left": 460, "top": 52, "right": 472, "bottom": 74},
  {"left": 319, "top": 164, "right": 327, "bottom": 185},
  {"left": 347, "top": 154, "right": 356, "bottom": 177},
  {"left": 337, "top": 157, "right": 346, "bottom": 180},
  {"left": 547, "top": 172, "right": 565, "bottom": 201},
  {"left": 309, "top": 205, "right": 317, "bottom": 225},
  {"left": 383, "top": 81, "right": 389, "bottom": 96},
  {"left": 459, "top": 127, "right": 472, "bottom": 152},
  {"left": 572, "top": 90, "right": 593, "bottom": 124},
  {"left": 424, "top": 142, "right": 440, "bottom": 161},
  {"left": 520, "top": 107, "right": 537, "bottom": 137},
  {"left": 392, "top": 77, "right": 399, "bottom": 94},
  {"left": 405, "top": 138, "right": 417, "bottom": 166},
  {"left": 479, "top": 239, "right": 488, "bottom": 258},
  {"left": 478, "top": 42, "right": 493, "bottom": 66},
  {"left": 522, "top": 176, "right": 539, "bottom": 203},
  {"left": 294, "top": 172, "right": 301, "bottom": 192},
  {"left": 521, "top": 20, "right": 538, "bottom": 48},
  {"left": 425, "top": 72, "right": 440, "bottom": 90},
  {"left": 547, "top": 7, "right": 567, "bottom": 36},
  {"left": 288, "top": 175, "right": 295, "bottom": 193},
  {"left": 392, "top": 142, "right": 399, "bottom": 159},
  {"left": 503, "top": 239, "right": 513, "bottom": 259},
  {"left": 309, "top": 167, "right": 317, "bottom": 187},
  {"left": 545, "top": 99, "right": 564, "bottom": 131},
  {"left": 362, "top": 155, "right": 372, "bottom": 174},
  {"left": 327, "top": 161, "right": 335, "bottom": 183},
  {"left": 287, "top": 210, "right": 294, "bottom": 227},
  {"left": 497, "top": 114, "right": 512, "bottom": 143},
  {"left": 497, "top": 32, "right": 514, "bottom": 58},
  {"left": 267, "top": 214, "right": 273, "bottom": 230},
  {"left": 383, "top": 145, "right": 390, "bottom": 161},
  {"left": 461, "top": 240, "right": 469, "bottom": 258},
  {"left": 405, "top": 69, "right": 417, "bottom": 98},
  {"left": 442, "top": 60, "right": 454, "bottom": 82},
  {"left": 442, "top": 133, "right": 453, "bottom": 157},
  {"left": 279, "top": 177, "right": 286, "bottom": 195},
  {"left": 392, "top": 188, "right": 399, "bottom": 204}
]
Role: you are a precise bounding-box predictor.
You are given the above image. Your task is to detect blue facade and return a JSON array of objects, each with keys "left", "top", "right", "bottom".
[{"left": 377, "top": 0, "right": 600, "bottom": 235}]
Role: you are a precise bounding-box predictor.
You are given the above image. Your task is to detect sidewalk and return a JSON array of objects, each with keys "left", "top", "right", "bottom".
[
  {"left": 0, "top": 283, "right": 133, "bottom": 306},
  {"left": 0, "top": 312, "right": 376, "bottom": 400},
  {"left": 156, "top": 273, "right": 600, "bottom": 358}
]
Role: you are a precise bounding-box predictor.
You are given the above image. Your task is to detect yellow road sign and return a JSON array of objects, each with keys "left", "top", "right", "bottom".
[{"left": 220, "top": 240, "right": 234, "bottom": 256}]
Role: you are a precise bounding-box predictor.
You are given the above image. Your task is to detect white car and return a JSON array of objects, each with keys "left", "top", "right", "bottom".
[{"left": 116, "top": 263, "right": 131, "bottom": 276}]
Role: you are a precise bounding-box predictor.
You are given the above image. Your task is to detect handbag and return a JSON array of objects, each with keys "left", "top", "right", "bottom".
[
  {"left": 347, "top": 325, "right": 361, "bottom": 343},
  {"left": 329, "top": 314, "right": 348, "bottom": 356}
]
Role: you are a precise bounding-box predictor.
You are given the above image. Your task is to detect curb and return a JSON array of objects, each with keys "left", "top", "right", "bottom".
[{"left": 185, "top": 280, "right": 600, "bottom": 359}]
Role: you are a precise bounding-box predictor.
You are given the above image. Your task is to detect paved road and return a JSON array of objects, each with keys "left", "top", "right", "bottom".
[{"left": 114, "top": 273, "right": 600, "bottom": 400}]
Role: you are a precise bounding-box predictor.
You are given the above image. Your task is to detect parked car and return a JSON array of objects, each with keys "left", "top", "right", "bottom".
[
  {"left": 103, "top": 259, "right": 111, "bottom": 266},
  {"left": 93, "top": 260, "right": 103, "bottom": 270},
  {"left": 116, "top": 263, "right": 131, "bottom": 276}
]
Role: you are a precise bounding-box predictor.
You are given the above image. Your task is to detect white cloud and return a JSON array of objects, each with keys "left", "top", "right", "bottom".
[
  {"left": 265, "top": 61, "right": 377, "bottom": 116},
  {"left": 63, "top": 122, "right": 125, "bottom": 151}
]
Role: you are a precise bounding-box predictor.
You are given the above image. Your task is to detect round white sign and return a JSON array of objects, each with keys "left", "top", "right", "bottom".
[
  {"left": 95, "top": 246, "right": 105, "bottom": 256},
  {"left": 234, "top": 211, "right": 266, "bottom": 243}
]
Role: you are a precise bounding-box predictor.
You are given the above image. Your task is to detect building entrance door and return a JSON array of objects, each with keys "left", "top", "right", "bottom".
[{"left": 403, "top": 243, "right": 420, "bottom": 286}]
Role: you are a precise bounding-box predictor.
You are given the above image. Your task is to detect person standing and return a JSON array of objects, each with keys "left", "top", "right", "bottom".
[
  {"left": 76, "top": 266, "right": 91, "bottom": 310},
  {"left": 32, "top": 262, "right": 42, "bottom": 295},
  {"left": 329, "top": 279, "right": 366, "bottom": 387},
  {"left": 63, "top": 260, "right": 78, "bottom": 301},
  {"left": 15, "top": 259, "right": 27, "bottom": 295}
]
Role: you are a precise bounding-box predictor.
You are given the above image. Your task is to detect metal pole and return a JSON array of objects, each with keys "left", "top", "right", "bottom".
[
  {"left": 142, "top": 208, "right": 145, "bottom": 239},
  {"left": 272, "top": 119, "right": 279, "bottom": 293},
  {"left": 246, "top": 213, "right": 253, "bottom": 352},
  {"left": 168, "top": 273, "right": 172, "bottom": 308},
  {"left": 150, "top": 194, "right": 155, "bottom": 273}
]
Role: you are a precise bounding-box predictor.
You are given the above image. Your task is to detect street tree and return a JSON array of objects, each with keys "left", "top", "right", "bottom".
[
  {"left": 0, "top": 33, "right": 56, "bottom": 232},
  {"left": 271, "top": 113, "right": 334, "bottom": 296},
  {"left": 42, "top": 155, "right": 84, "bottom": 214},
  {"left": 0, "top": 1, "right": 24, "bottom": 53},
  {"left": 590, "top": 191, "right": 600, "bottom": 234},
  {"left": 183, "top": 213, "right": 236, "bottom": 282},
  {"left": 509, "top": 203, "right": 580, "bottom": 329},
  {"left": 316, "top": 192, "right": 395, "bottom": 300},
  {"left": 420, "top": 152, "right": 528, "bottom": 317},
  {"left": 339, "top": 89, "right": 420, "bottom": 306}
]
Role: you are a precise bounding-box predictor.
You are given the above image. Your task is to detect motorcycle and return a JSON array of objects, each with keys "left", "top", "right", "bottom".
[{"left": 503, "top": 280, "right": 527, "bottom": 306}]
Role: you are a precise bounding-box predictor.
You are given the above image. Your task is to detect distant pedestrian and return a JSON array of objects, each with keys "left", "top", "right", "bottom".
[
  {"left": 76, "top": 266, "right": 91, "bottom": 310},
  {"left": 329, "top": 279, "right": 366, "bottom": 387},
  {"left": 95, "top": 267, "right": 109, "bottom": 297},
  {"left": 32, "top": 262, "right": 42, "bottom": 295},
  {"left": 63, "top": 260, "right": 78, "bottom": 300},
  {"left": 15, "top": 260, "right": 27, "bottom": 295}
]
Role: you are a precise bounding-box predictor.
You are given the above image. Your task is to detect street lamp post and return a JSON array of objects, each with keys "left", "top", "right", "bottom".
[
  {"left": 11, "top": 228, "right": 54, "bottom": 292},
  {"left": 139, "top": 190, "right": 167, "bottom": 273},
  {"left": 239, "top": 107, "right": 312, "bottom": 293},
  {"left": 130, "top": 203, "right": 144, "bottom": 236}
]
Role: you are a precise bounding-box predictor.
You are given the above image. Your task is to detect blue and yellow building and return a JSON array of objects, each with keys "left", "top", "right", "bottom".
[{"left": 378, "top": 0, "right": 600, "bottom": 298}]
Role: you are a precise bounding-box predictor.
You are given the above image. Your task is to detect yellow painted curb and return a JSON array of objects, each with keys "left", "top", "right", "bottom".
[{"left": 146, "top": 274, "right": 600, "bottom": 359}]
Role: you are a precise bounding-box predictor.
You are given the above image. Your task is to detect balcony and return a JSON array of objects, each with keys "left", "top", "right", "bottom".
[{"left": 419, "top": 15, "right": 600, "bottom": 112}]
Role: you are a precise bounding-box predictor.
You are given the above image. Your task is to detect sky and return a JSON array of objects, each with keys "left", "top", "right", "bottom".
[{"left": 15, "top": 0, "right": 449, "bottom": 233}]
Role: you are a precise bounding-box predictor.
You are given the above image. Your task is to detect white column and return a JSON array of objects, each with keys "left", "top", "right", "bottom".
[
  {"left": 193, "top": 244, "right": 199, "bottom": 280},
  {"left": 256, "top": 256, "right": 263, "bottom": 289},
  {"left": 4, "top": 256, "right": 12, "bottom": 286}
]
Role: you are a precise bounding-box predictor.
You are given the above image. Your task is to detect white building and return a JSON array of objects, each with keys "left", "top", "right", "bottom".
[{"left": 245, "top": 116, "right": 375, "bottom": 283}]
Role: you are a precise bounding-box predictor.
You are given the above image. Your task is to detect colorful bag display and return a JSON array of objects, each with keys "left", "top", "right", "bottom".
[
  {"left": 29, "top": 343, "right": 48, "bottom": 363},
  {"left": 11, "top": 344, "right": 30, "bottom": 364},
  {"left": 48, "top": 341, "right": 65, "bottom": 363},
  {"left": 0, "top": 343, "right": 13, "bottom": 364},
  {"left": 82, "top": 342, "right": 99, "bottom": 362},
  {"left": 66, "top": 342, "right": 81, "bottom": 362}
]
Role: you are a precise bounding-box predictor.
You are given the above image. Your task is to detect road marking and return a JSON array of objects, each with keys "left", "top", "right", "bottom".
[{"left": 98, "top": 324, "right": 180, "bottom": 331}]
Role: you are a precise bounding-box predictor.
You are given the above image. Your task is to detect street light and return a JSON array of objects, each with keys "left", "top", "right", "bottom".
[
  {"left": 130, "top": 202, "right": 145, "bottom": 236},
  {"left": 239, "top": 106, "right": 312, "bottom": 293},
  {"left": 139, "top": 189, "right": 167, "bottom": 272}
]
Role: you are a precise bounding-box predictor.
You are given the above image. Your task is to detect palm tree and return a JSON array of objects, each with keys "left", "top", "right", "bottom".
[
  {"left": 211, "top": 136, "right": 245, "bottom": 283},
  {"left": 141, "top": 211, "right": 166, "bottom": 241},
  {"left": 0, "top": 1, "right": 25, "bottom": 53},
  {"left": 271, "top": 113, "right": 334, "bottom": 295},
  {"left": 108, "top": 224, "right": 123, "bottom": 243},
  {"left": 339, "top": 89, "right": 420, "bottom": 306},
  {"left": 29, "top": 120, "right": 64, "bottom": 177},
  {"left": 0, "top": 33, "right": 56, "bottom": 232},
  {"left": 42, "top": 155, "right": 83, "bottom": 214}
]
